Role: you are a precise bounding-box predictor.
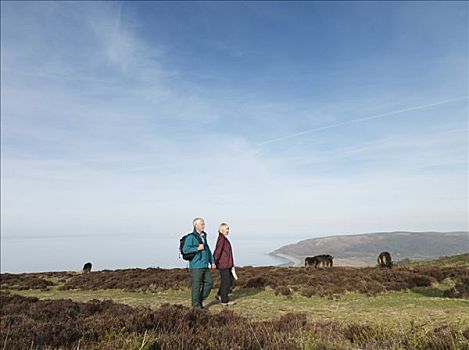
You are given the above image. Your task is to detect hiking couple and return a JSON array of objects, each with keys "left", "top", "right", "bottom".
[{"left": 182, "top": 217, "right": 236, "bottom": 309}]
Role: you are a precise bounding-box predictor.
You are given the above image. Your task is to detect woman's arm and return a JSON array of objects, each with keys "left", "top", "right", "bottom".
[{"left": 213, "top": 236, "right": 223, "bottom": 264}]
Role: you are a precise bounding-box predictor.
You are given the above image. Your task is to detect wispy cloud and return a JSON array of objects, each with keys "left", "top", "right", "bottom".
[
  {"left": 258, "top": 96, "right": 469, "bottom": 146},
  {"left": 1, "top": 1, "right": 467, "bottom": 245}
]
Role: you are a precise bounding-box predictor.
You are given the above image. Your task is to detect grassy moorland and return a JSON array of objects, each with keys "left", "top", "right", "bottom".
[{"left": 1, "top": 254, "right": 468, "bottom": 349}]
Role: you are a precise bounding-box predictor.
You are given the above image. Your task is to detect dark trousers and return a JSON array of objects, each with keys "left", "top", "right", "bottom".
[
  {"left": 190, "top": 268, "right": 213, "bottom": 307},
  {"left": 218, "top": 268, "right": 233, "bottom": 303}
]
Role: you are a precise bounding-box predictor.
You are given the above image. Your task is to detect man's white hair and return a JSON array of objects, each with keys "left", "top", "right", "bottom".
[{"left": 192, "top": 217, "right": 205, "bottom": 226}]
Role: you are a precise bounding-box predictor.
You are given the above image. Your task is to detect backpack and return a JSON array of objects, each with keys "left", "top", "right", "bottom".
[{"left": 179, "top": 233, "right": 203, "bottom": 261}]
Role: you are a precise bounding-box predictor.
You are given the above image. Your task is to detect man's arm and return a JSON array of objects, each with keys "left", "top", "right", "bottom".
[{"left": 206, "top": 239, "right": 215, "bottom": 265}]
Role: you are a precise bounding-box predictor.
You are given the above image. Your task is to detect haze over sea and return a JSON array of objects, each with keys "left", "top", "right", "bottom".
[{"left": 1, "top": 234, "right": 309, "bottom": 273}]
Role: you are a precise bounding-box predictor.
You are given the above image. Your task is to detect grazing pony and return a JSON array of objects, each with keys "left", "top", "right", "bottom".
[
  {"left": 82, "top": 262, "right": 92, "bottom": 273},
  {"left": 377, "top": 252, "right": 392, "bottom": 268},
  {"left": 305, "top": 255, "right": 333, "bottom": 269}
]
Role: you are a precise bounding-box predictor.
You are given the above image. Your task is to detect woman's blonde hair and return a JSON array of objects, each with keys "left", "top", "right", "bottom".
[{"left": 218, "top": 223, "right": 229, "bottom": 234}]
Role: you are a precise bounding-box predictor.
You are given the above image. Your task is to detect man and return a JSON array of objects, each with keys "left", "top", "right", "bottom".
[{"left": 182, "top": 217, "right": 215, "bottom": 309}]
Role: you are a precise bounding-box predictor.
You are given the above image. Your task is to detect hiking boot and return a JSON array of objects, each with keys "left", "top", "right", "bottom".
[{"left": 221, "top": 301, "right": 236, "bottom": 307}]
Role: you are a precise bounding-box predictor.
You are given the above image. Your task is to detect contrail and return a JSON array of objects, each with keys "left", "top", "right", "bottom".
[{"left": 258, "top": 96, "right": 469, "bottom": 146}]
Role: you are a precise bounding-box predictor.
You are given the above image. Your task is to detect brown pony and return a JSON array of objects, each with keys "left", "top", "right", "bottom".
[
  {"left": 82, "top": 262, "right": 92, "bottom": 273},
  {"left": 377, "top": 252, "right": 392, "bottom": 268},
  {"left": 305, "top": 255, "right": 333, "bottom": 269}
]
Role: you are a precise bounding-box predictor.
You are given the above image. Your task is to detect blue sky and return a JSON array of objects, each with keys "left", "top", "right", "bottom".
[{"left": 1, "top": 1, "right": 468, "bottom": 240}]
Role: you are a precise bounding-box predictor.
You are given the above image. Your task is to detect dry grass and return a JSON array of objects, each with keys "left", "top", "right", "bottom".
[{"left": 2, "top": 293, "right": 468, "bottom": 350}]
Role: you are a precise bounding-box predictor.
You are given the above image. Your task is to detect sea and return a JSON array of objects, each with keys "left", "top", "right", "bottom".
[{"left": 1, "top": 234, "right": 306, "bottom": 273}]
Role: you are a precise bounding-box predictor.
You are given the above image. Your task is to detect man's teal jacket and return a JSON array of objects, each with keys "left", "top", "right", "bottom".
[{"left": 182, "top": 229, "right": 215, "bottom": 269}]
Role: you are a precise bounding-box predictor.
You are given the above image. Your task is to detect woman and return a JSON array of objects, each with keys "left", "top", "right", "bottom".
[{"left": 213, "top": 223, "right": 235, "bottom": 306}]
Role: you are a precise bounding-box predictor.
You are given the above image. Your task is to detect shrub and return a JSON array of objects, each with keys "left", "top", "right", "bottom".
[
  {"left": 1, "top": 273, "right": 55, "bottom": 291},
  {"left": 300, "top": 287, "right": 315, "bottom": 298},
  {"left": 274, "top": 286, "right": 292, "bottom": 296},
  {"left": 443, "top": 279, "right": 469, "bottom": 299}
]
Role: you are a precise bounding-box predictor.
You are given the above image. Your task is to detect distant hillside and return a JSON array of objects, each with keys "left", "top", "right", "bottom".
[
  {"left": 271, "top": 231, "right": 469, "bottom": 267},
  {"left": 406, "top": 253, "right": 469, "bottom": 267}
]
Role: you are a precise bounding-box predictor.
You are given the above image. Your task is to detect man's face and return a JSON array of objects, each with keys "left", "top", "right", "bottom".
[{"left": 195, "top": 220, "right": 205, "bottom": 232}]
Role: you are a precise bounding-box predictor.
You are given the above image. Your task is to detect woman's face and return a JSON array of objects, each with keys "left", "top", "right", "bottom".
[{"left": 224, "top": 227, "right": 230, "bottom": 235}]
